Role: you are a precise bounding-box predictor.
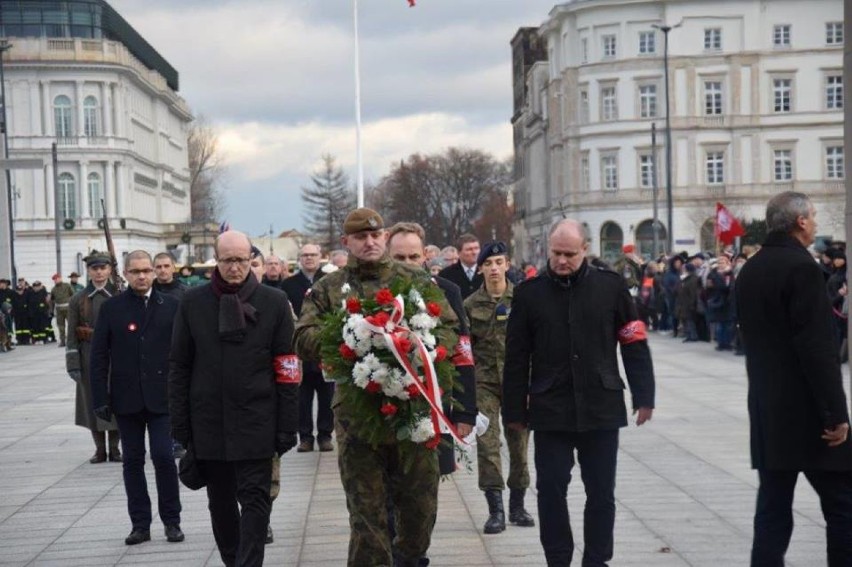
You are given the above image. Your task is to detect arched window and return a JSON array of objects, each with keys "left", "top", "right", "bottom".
[
  {"left": 635, "top": 219, "right": 667, "bottom": 259},
  {"left": 83, "top": 96, "right": 99, "bottom": 137},
  {"left": 600, "top": 221, "right": 624, "bottom": 264},
  {"left": 58, "top": 173, "right": 76, "bottom": 219},
  {"left": 54, "top": 95, "right": 73, "bottom": 139},
  {"left": 700, "top": 218, "right": 716, "bottom": 252},
  {"left": 87, "top": 172, "right": 103, "bottom": 217}
]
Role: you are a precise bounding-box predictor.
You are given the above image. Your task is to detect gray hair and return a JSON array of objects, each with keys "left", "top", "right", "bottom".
[
  {"left": 766, "top": 191, "right": 811, "bottom": 234},
  {"left": 330, "top": 249, "right": 348, "bottom": 260},
  {"left": 548, "top": 218, "right": 587, "bottom": 241},
  {"left": 124, "top": 250, "right": 153, "bottom": 269}
]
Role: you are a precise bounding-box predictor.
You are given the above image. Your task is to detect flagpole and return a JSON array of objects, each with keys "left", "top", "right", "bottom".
[{"left": 353, "top": 0, "right": 365, "bottom": 207}]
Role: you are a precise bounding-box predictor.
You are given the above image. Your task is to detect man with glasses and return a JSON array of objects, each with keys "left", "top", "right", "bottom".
[
  {"left": 282, "top": 243, "right": 334, "bottom": 453},
  {"left": 90, "top": 250, "right": 184, "bottom": 546},
  {"left": 169, "top": 230, "right": 299, "bottom": 567}
]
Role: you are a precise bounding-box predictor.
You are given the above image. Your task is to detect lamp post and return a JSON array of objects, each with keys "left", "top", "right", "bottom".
[
  {"left": 652, "top": 24, "right": 679, "bottom": 253},
  {"left": 0, "top": 40, "right": 15, "bottom": 282}
]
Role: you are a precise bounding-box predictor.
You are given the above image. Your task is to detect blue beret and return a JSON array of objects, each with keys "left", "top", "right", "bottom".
[{"left": 477, "top": 241, "right": 508, "bottom": 267}]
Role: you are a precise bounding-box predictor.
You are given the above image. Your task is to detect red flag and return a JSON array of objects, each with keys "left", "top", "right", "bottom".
[
  {"left": 715, "top": 202, "right": 745, "bottom": 245},
  {"left": 408, "top": 0, "right": 416, "bottom": 5}
]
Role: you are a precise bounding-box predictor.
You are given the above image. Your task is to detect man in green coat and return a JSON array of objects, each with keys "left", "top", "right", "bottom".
[{"left": 50, "top": 272, "right": 75, "bottom": 347}]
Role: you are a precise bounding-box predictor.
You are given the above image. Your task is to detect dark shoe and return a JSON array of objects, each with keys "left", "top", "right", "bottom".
[
  {"left": 483, "top": 490, "right": 505, "bottom": 534},
  {"left": 109, "top": 451, "right": 122, "bottom": 462},
  {"left": 296, "top": 440, "right": 314, "bottom": 453},
  {"left": 318, "top": 438, "right": 334, "bottom": 452},
  {"left": 265, "top": 524, "right": 273, "bottom": 544},
  {"left": 125, "top": 528, "right": 151, "bottom": 545},
  {"left": 173, "top": 447, "right": 186, "bottom": 459},
  {"left": 164, "top": 524, "right": 184, "bottom": 543},
  {"left": 89, "top": 450, "right": 107, "bottom": 464},
  {"left": 508, "top": 489, "right": 535, "bottom": 527}
]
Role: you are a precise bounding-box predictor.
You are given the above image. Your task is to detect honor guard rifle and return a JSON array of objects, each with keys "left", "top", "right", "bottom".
[{"left": 101, "top": 199, "right": 126, "bottom": 292}]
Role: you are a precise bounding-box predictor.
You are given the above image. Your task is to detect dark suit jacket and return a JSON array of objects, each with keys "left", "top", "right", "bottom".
[
  {"left": 90, "top": 289, "right": 179, "bottom": 415},
  {"left": 438, "top": 262, "right": 483, "bottom": 300},
  {"left": 281, "top": 271, "right": 322, "bottom": 317}
]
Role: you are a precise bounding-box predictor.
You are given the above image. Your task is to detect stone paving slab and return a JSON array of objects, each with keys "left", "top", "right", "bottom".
[{"left": 0, "top": 335, "right": 845, "bottom": 566}]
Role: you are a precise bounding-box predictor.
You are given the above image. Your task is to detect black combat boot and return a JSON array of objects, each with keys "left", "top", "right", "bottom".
[
  {"left": 508, "top": 488, "right": 535, "bottom": 527},
  {"left": 483, "top": 490, "right": 506, "bottom": 534}
]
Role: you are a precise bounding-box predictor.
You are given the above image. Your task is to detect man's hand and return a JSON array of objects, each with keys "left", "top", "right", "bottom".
[
  {"left": 455, "top": 423, "right": 473, "bottom": 438},
  {"left": 822, "top": 423, "right": 850, "bottom": 447},
  {"left": 276, "top": 432, "right": 298, "bottom": 456},
  {"left": 93, "top": 405, "right": 112, "bottom": 422},
  {"left": 506, "top": 422, "right": 527, "bottom": 432},
  {"left": 634, "top": 407, "right": 653, "bottom": 426},
  {"left": 68, "top": 370, "right": 81, "bottom": 382}
]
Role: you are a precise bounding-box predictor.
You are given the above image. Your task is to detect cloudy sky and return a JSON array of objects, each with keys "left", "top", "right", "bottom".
[{"left": 109, "top": 0, "right": 557, "bottom": 239}]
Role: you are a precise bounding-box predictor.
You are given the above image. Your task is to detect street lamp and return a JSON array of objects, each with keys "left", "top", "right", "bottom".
[
  {"left": 0, "top": 40, "right": 15, "bottom": 282},
  {"left": 652, "top": 23, "right": 681, "bottom": 253}
]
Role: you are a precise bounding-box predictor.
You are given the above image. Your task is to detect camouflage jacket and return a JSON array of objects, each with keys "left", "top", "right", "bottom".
[
  {"left": 50, "top": 282, "right": 75, "bottom": 305},
  {"left": 463, "top": 281, "right": 513, "bottom": 386}
]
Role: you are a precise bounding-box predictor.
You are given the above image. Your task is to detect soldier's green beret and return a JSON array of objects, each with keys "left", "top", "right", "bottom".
[{"left": 343, "top": 208, "right": 384, "bottom": 235}]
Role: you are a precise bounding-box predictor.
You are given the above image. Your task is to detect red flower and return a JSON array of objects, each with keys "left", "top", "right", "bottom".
[
  {"left": 375, "top": 288, "right": 394, "bottom": 305},
  {"left": 434, "top": 345, "right": 447, "bottom": 362},
  {"left": 425, "top": 435, "right": 441, "bottom": 449},
  {"left": 365, "top": 380, "right": 382, "bottom": 394},
  {"left": 396, "top": 337, "right": 413, "bottom": 353},
  {"left": 380, "top": 402, "right": 398, "bottom": 416},
  {"left": 426, "top": 302, "right": 441, "bottom": 317},
  {"left": 346, "top": 297, "right": 362, "bottom": 314},
  {"left": 368, "top": 311, "right": 390, "bottom": 328},
  {"left": 406, "top": 384, "right": 421, "bottom": 398},
  {"left": 339, "top": 343, "right": 357, "bottom": 360}
]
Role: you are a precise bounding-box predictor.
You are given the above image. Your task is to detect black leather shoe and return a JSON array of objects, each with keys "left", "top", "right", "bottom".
[
  {"left": 296, "top": 440, "right": 314, "bottom": 452},
  {"left": 265, "top": 524, "right": 274, "bottom": 544},
  {"left": 89, "top": 451, "right": 106, "bottom": 464},
  {"left": 125, "top": 528, "right": 151, "bottom": 545},
  {"left": 108, "top": 451, "right": 122, "bottom": 462},
  {"left": 318, "top": 439, "right": 334, "bottom": 452},
  {"left": 165, "top": 524, "right": 184, "bottom": 543}
]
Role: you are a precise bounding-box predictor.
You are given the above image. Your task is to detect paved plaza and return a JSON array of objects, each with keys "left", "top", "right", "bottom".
[{"left": 0, "top": 334, "right": 846, "bottom": 566}]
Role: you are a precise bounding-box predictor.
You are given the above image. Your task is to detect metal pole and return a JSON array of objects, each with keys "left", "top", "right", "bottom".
[
  {"left": 0, "top": 40, "right": 15, "bottom": 282},
  {"left": 662, "top": 26, "right": 674, "bottom": 253},
  {"left": 52, "top": 143, "right": 61, "bottom": 275},
  {"left": 651, "top": 123, "right": 659, "bottom": 258},
  {"left": 352, "top": 0, "right": 365, "bottom": 207}
]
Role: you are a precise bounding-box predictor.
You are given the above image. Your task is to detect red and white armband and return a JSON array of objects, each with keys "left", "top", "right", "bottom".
[
  {"left": 617, "top": 320, "right": 648, "bottom": 345},
  {"left": 274, "top": 354, "right": 302, "bottom": 384},
  {"left": 452, "top": 335, "right": 475, "bottom": 367}
]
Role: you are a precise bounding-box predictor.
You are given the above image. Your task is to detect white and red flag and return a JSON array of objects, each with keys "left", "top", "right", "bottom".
[{"left": 715, "top": 202, "right": 745, "bottom": 245}]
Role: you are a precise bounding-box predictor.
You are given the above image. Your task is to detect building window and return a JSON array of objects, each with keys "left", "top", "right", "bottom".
[
  {"left": 826, "top": 75, "right": 843, "bottom": 110},
  {"left": 53, "top": 95, "right": 73, "bottom": 139},
  {"left": 580, "top": 38, "right": 588, "bottom": 64},
  {"left": 58, "top": 173, "right": 76, "bottom": 219},
  {"left": 579, "top": 89, "right": 589, "bottom": 124},
  {"left": 638, "top": 84, "right": 657, "bottom": 118},
  {"left": 639, "top": 31, "right": 656, "bottom": 54},
  {"left": 704, "top": 81, "right": 723, "bottom": 115},
  {"left": 639, "top": 154, "right": 656, "bottom": 188},
  {"left": 602, "top": 154, "right": 619, "bottom": 191},
  {"left": 826, "top": 146, "right": 844, "bottom": 179},
  {"left": 83, "top": 96, "right": 99, "bottom": 137},
  {"left": 704, "top": 28, "right": 722, "bottom": 51},
  {"left": 773, "top": 25, "right": 791, "bottom": 47},
  {"left": 600, "top": 85, "right": 618, "bottom": 121},
  {"left": 773, "top": 78, "right": 792, "bottom": 112},
  {"left": 826, "top": 22, "right": 843, "bottom": 45},
  {"left": 581, "top": 152, "right": 590, "bottom": 191},
  {"left": 706, "top": 151, "right": 724, "bottom": 185},
  {"left": 773, "top": 150, "right": 793, "bottom": 182},
  {"left": 87, "top": 172, "right": 103, "bottom": 216},
  {"left": 602, "top": 34, "right": 616, "bottom": 59}
]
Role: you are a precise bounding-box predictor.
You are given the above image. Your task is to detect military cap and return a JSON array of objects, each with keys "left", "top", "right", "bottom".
[
  {"left": 477, "top": 241, "right": 508, "bottom": 267},
  {"left": 68, "top": 272, "right": 81, "bottom": 278},
  {"left": 343, "top": 208, "right": 384, "bottom": 234},
  {"left": 84, "top": 250, "right": 111, "bottom": 267}
]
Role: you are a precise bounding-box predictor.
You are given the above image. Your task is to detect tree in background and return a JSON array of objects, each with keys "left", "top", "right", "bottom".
[
  {"left": 188, "top": 114, "right": 226, "bottom": 224},
  {"left": 741, "top": 219, "right": 768, "bottom": 247},
  {"left": 302, "top": 155, "right": 356, "bottom": 251},
  {"left": 473, "top": 188, "right": 514, "bottom": 245}
]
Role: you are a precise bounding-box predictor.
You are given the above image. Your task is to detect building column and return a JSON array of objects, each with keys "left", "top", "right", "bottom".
[
  {"left": 79, "top": 161, "right": 89, "bottom": 218},
  {"left": 29, "top": 81, "right": 40, "bottom": 136},
  {"left": 40, "top": 81, "right": 51, "bottom": 137},
  {"left": 102, "top": 82, "right": 113, "bottom": 137},
  {"left": 113, "top": 83, "right": 124, "bottom": 138},
  {"left": 75, "top": 81, "right": 84, "bottom": 139},
  {"left": 105, "top": 160, "right": 116, "bottom": 217},
  {"left": 44, "top": 161, "right": 53, "bottom": 218},
  {"left": 116, "top": 162, "right": 128, "bottom": 218}
]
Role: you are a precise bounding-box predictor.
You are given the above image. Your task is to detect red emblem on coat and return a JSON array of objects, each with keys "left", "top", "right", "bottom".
[
  {"left": 127, "top": 323, "right": 137, "bottom": 332},
  {"left": 274, "top": 354, "right": 302, "bottom": 384}
]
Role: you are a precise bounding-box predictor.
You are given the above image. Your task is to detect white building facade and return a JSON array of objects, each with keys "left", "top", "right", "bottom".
[
  {"left": 0, "top": 0, "right": 192, "bottom": 283},
  {"left": 512, "top": 0, "right": 844, "bottom": 265}
]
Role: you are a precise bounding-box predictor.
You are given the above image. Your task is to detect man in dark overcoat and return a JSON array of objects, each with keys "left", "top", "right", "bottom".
[
  {"left": 169, "top": 230, "right": 299, "bottom": 567},
  {"left": 90, "top": 250, "right": 184, "bottom": 546},
  {"left": 736, "top": 191, "right": 852, "bottom": 565},
  {"left": 438, "top": 233, "right": 483, "bottom": 299}
]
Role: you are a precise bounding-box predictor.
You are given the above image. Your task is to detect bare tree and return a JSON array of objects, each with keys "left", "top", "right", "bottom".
[
  {"left": 301, "top": 155, "right": 356, "bottom": 250},
  {"left": 188, "top": 114, "right": 226, "bottom": 224}
]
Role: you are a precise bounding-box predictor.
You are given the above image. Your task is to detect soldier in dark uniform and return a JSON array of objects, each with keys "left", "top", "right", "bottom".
[
  {"left": 0, "top": 278, "right": 13, "bottom": 351},
  {"left": 28, "top": 281, "right": 53, "bottom": 344},
  {"left": 11, "top": 278, "right": 31, "bottom": 345},
  {"left": 68, "top": 272, "right": 84, "bottom": 294},
  {"left": 66, "top": 251, "right": 121, "bottom": 463}
]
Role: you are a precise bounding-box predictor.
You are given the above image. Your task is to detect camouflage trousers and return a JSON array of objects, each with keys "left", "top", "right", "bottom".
[
  {"left": 270, "top": 454, "right": 280, "bottom": 501},
  {"left": 336, "top": 421, "right": 439, "bottom": 567},
  {"left": 476, "top": 382, "right": 530, "bottom": 492}
]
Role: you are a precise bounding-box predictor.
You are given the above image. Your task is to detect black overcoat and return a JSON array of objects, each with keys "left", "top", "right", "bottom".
[
  {"left": 438, "top": 262, "right": 483, "bottom": 300},
  {"left": 736, "top": 231, "right": 852, "bottom": 470},
  {"left": 168, "top": 281, "right": 298, "bottom": 461},
  {"left": 90, "top": 289, "right": 178, "bottom": 415}
]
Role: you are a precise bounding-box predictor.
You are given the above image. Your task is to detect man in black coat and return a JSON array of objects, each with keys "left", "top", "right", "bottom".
[
  {"left": 735, "top": 191, "right": 852, "bottom": 566},
  {"left": 152, "top": 252, "right": 188, "bottom": 300},
  {"left": 169, "top": 230, "right": 299, "bottom": 567},
  {"left": 438, "top": 233, "right": 483, "bottom": 299},
  {"left": 503, "top": 219, "right": 655, "bottom": 567},
  {"left": 282, "top": 243, "right": 335, "bottom": 453},
  {"left": 90, "top": 250, "right": 184, "bottom": 546}
]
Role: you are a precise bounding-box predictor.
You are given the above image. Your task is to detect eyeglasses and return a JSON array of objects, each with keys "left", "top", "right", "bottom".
[
  {"left": 217, "top": 257, "right": 251, "bottom": 267},
  {"left": 127, "top": 269, "right": 154, "bottom": 276}
]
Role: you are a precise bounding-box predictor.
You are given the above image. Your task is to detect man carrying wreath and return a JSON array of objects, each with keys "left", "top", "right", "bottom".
[{"left": 294, "top": 208, "right": 466, "bottom": 567}]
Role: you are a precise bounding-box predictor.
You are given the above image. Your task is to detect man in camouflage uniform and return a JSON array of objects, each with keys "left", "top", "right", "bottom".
[
  {"left": 50, "top": 273, "right": 76, "bottom": 347},
  {"left": 294, "top": 208, "right": 460, "bottom": 567},
  {"left": 612, "top": 244, "right": 644, "bottom": 295},
  {"left": 66, "top": 251, "right": 121, "bottom": 463},
  {"left": 463, "top": 242, "right": 534, "bottom": 535}
]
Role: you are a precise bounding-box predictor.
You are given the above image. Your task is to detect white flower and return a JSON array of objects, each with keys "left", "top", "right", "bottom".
[
  {"left": 341, "top": 283, "right": 351, "bottom": 294},
  {"left": 409, "top": 313, "right": 436, "bottom": 331},
  {"left": 410, "top": 417, "right": 436, "bottom": 443},
  {"left": 362, "top": 353, "right": 381, "bottom": 370},
  {"left": 352, "top": 362, "right": 371, "bottom": 387},
  {"left": 391, "top": 367, "right": 412, "bottom": 387},
  {"left": 408, "top": 289, "right": 426, "bottom": 312},
  {"left": 371, "top": 365, "right": 390, "bottom": 385}
]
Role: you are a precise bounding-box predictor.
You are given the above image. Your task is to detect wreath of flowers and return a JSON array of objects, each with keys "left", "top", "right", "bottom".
[{"left": 318, "top": 277, "right": 459, "bottom": 458}]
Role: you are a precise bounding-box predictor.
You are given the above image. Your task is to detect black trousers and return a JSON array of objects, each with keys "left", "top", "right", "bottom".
[
  {"left": 534, "top": 429, "right": 619, "bottom": 567},
  {"left": 752, "top": 469, "right": 852, "bottom": 567},
  {"left": 203, "top": 459, "right": 272, "bottom": 567},
  {"left": 298, "top": 369, "right": 334, "bottom": 442}
]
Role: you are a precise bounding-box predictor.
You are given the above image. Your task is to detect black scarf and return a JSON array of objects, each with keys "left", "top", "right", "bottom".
[{"left": 211, "top": 269, "right": 259, "bottom": 343}]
